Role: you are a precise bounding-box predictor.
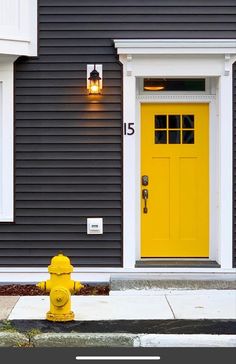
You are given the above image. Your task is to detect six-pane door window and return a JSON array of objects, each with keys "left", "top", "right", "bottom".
[{"left": 155, "top": 114, "right": 194, "bottom": 144}]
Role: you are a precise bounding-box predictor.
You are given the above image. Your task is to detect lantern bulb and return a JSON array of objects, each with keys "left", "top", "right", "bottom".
[{"left": 90, "top": 84, "right": 99, "bottom": 93}]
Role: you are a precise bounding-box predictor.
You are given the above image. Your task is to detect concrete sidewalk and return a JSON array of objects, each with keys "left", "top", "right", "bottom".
[
  {"left": 0, "top": 290, "right": 236, "bottom": 347},
  {"left": 1, "top": 290, "right": 235, "bottom": 321}
]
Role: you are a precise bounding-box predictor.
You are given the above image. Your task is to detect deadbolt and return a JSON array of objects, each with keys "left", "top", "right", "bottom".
[{"left": 142, "top": 175, "right": 149, "bottom": 186}]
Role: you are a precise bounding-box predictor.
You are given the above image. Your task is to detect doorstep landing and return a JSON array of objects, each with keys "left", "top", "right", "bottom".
[{"left": 110, "top": 273, "right": 236, "bottom": 291}]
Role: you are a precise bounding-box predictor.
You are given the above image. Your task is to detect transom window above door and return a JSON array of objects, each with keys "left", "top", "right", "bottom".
[
  {"left": 144, "top": 78, "right": 205, "bottom": 92},
  {"left": 154, "top": 114, "right": 195, "bottom": 144}
]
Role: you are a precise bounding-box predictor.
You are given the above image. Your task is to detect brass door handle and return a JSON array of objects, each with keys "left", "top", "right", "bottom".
[{"left": 142, "top": 189, "right": 148, "bottom": 213}]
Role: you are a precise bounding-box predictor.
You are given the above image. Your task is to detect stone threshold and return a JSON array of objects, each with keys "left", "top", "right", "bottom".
[{"left": 135, "top": 260, "right": 220, "bottom": 268}]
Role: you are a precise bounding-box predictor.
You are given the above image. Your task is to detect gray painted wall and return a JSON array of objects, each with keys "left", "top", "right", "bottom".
[
  {"left": 233, "top": 63, "right": 236, "bottom": 267},
  {"left": 0, "top": 0, "right": 235, "bottom": 267}
]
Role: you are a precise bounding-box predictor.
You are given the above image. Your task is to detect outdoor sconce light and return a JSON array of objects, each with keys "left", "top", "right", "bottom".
[{"left": 87, "top": 64, "right": 103, "bottom": 95}]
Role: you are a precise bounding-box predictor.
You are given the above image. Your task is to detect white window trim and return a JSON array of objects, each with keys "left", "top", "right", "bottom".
[
  {"left": 0, "top": 0, "right": 38, "bottom": 56},
  {"left": 114, "top": 39, "right": 236, "bottom": 270},
  {"left": 0, "top": 58, "right": 16, "bottom": 222}
]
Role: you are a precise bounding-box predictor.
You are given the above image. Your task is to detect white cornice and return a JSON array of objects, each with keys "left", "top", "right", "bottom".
[{"left": 114, "top": 39, "right": 236, "bottom": 55}]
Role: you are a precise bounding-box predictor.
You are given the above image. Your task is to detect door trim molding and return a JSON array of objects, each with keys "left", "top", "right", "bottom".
[
  {"left": 114, "top": 39, "right": 236, "bottom": 55},
  {"left": 114, "top": 39, "right": 236, "bottom": 270},
  {"left": 137, "top": 95, "right": 216, "bottom": 102}
]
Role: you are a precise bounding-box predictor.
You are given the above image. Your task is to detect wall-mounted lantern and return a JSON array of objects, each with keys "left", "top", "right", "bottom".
[{"left": 87, "top": 64, "right": 103, "bottom": 95}]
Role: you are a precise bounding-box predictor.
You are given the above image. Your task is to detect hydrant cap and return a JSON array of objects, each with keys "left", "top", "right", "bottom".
[{"left": 48, "top": 253, "right": 73, "bottom": 274}]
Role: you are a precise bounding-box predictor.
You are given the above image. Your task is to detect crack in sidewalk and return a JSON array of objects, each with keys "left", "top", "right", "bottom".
[{"left": 165, "top": 295, "right": 176, "bottom": 319}]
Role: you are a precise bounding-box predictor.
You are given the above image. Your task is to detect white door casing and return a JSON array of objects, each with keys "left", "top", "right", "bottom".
[
  {"left": 0, "top": 58, "right": 16, "bottom": 221},
  {"left": 114, "top": 39, "right": 236, "bottom": 270}
]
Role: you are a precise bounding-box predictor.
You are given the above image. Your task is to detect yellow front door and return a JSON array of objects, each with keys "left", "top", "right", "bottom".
[{"left": 141, "top": 103, "right": 209, "bottom": 257}]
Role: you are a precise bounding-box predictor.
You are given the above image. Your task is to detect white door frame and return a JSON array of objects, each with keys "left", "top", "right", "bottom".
[{"left": 114, "top": 39, "right": 236, "bottom": 270}]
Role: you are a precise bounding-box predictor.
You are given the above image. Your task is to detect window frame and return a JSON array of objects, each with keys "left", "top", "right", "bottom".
[{"left": 0, "top": 60, "right": 14, "bottom": 222}]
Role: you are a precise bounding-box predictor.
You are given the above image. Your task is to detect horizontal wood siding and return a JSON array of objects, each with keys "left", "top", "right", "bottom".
[
  {"left": 0, "top": 0, "right": 235, "bottom": 267},
  {"left": 233, "top": 62, "right": 236, "bottom": 267}
]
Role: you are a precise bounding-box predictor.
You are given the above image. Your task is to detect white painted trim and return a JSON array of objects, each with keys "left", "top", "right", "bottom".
[
  {"left": 0, "top": 269, "right": 236, "bottom": 283},
  {"left": 114, "top": 39, "right": 236, "bottom": 271},
  {"left": 0, "top": 0, "right": 38, "bottom": 56},
  {"left": 218, "top": 74, "right": 233, "bottom": 268},
  {"left": 0, "top": 60, "right": 15, "bottom": 222},
  {"left": 114, "top": 39, "right": 236, "bottom": 55},
  {"left": 137, "top": 95, "right": 216, "bottom": 102}
]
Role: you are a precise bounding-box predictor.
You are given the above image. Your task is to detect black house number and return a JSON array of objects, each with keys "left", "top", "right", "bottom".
[{"left": 124, "top": 122, "right": 135, "bottom": 135}]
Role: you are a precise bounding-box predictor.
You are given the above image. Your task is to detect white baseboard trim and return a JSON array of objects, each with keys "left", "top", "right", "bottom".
[{"left": 0, "top": 268, "right": 236, "bottom": 283}]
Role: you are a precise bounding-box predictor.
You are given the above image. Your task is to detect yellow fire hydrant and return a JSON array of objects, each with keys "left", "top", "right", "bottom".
[{"left": 36, "top": 253, "right": 84, "bottom": 322}]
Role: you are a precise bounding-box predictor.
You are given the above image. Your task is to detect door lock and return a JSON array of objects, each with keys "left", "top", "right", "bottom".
[
  {"left": 142, "top": 189, "right": 148, "bottom": 213},
  {"left": 142, "top": 175, "right": 149, "bottom": 186}
]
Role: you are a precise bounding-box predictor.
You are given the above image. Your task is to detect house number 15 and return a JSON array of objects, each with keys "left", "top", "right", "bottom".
[{"left": 124, "top": 123, "right": 135, "bottom": 135}]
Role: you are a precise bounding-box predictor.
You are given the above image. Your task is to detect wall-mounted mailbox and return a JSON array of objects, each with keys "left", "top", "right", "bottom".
[{"left": 87, "top": 218, "right": 103, "bottom": 235}]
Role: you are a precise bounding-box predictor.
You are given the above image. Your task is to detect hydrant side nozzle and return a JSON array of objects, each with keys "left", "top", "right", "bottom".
[
  {"left": 74, "top": 281, "right": 84, "bottom": 293},
  {"left": 36, "top": 281, "right": 46, "bottom": 291}
]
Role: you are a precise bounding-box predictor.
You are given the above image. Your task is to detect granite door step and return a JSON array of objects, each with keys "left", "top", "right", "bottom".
[
  {"left": 135, "top": 260, "right": 220, "bottom": 268},
  {"left": 110, "top": 273, "right": 236, "bottom": 291}
]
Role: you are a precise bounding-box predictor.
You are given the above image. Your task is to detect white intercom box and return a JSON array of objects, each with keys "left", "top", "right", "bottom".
[{"left": 87, "top": 218, "right": 103, "bottom": 234}]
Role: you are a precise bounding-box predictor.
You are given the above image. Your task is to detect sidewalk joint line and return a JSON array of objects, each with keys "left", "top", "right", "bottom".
[
  {"left": 6, "top": 296, "right": 20, "bottom": 320},
  {"left": 165, "top": 295, "right": 176, "bottom": 319}
]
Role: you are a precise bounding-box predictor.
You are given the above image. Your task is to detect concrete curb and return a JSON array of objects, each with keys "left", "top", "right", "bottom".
[
  {"left": 0, "top": 332, "right": 29, "bottom": 347},
  {"left": 31, "top": 333, "right": 236, "bottom": 347},
  {"left": 32, "top": 333, "right": 139, "bottom": 347},
  {"left": 1, "top": 331, "right": 235, "bottom": 347},
  {"left": 138, "top": 334, "right": 236, "bottom": 347}
]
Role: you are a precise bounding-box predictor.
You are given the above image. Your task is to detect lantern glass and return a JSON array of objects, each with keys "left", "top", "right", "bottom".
[{"left": 89, "top": 79, "right": 101, "bottom": 94}]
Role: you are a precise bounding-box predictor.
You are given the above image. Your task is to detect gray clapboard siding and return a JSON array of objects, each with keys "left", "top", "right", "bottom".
[
  {"left": 0, "top": 0, "right": 235, "bottom": 267},
  {"left": 234, "top": 62, "right": 236, "bottom": 267}
]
